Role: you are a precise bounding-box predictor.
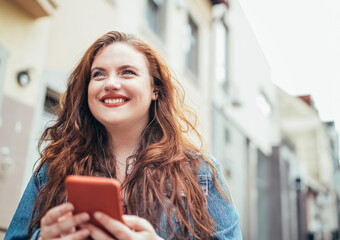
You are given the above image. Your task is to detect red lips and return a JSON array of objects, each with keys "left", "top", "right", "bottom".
[{"left": 100, "top": 94, "right": 130, "bottom": 107}]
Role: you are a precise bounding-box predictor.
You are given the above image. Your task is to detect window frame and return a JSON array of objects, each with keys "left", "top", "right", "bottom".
[
  {"left": 185, "top": 14, "right": 200, "bottom": 79},
  {"left": 43, "top": 87, "right": 60, "bottom": 116},
  {"left": 145, "top": 0, "right": 167, "bottom": 41},
  {"left": 256, "top": 91, "right": 273, "bottom": 117},
  {"left": 214, "top": 20, "right": 229, "bottom": 94}
]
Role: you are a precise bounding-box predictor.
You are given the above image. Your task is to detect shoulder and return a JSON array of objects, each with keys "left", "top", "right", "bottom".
[
  {"left": 34, "top": 163, "right": 49, "bottom": 188},
  {"left": 187, "top": 153, "right": 243, "bottom": 239},
  {"left": 197, "top": 155, "right": 243, "bottom": 239},
  {"left": 186, "top": 151, "right": 229, "bottom": 198},
  {"left": 196, "top": 153, "right": 223, "bottom": 178},
  {"left": 193, "top": 153, "right": 225, "bottom": 195}
]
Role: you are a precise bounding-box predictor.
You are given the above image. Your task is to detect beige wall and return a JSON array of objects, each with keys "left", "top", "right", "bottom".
[
  {"left": 0, "top": 0, "right": 50, "bottom": 107},
  {"left": 45, "top": 0, "right": 126, "bottom": 72},
  {"left": 0, "top": 0, "right": 51, "bottom": 230},
  {"left": 0, "top": 96, "right": 33, "bottom": 229}
]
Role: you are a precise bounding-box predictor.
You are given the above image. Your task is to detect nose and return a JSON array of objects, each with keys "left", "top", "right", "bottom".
[{"left": 104, "top": 75, "right": 121, "bottom": 91}]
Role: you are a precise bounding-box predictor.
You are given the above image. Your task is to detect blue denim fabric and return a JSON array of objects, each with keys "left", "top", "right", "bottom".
[
  {"left": 5, "top": 157, "right": 242, "bottom": 240},
  {"left": 5, "top": 164, "right": 48, "bottom": 240},
  {"left": 156, "top": 156, "right": 242, "bottom": 239},
  {"left": 205, "top": 156, "right": 242, "bottom": 240}
]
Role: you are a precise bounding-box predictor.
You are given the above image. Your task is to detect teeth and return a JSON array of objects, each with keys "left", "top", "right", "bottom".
[{"left": 104, "top": 99, "right": 125, "bottom": 104}]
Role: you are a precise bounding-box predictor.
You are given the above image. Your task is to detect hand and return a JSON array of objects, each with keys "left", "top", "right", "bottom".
[
  {"left": 82, "top": 212, "right": 164, "bottom": 240},
  {"left": 39, "top": 203, "right": 90, "bottom": 240}
]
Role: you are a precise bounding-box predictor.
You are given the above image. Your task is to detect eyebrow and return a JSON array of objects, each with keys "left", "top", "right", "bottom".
[
  {"left": 117, "top": 65, "right": 139, "bottom": 72},
  {"left": 90, "top": 65, "right": 139, "bottom": 72},
  {"left": 90, "top": 67, "right": 105, "bottom": 73}
]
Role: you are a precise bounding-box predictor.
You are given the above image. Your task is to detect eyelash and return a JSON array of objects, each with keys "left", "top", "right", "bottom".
[
  {"left": 91, "top": 69, "right": 136, "bottom": 79},
  {"left": 122, "top": 69, "right": 136, "bottom": 75},
  {"left": 92, "top": 71, "right": 104, "bottom": 78}
]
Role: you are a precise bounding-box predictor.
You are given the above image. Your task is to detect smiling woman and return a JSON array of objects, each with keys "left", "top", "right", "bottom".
[
  {"left": 4, "top": 31, "right": 242, "bottom": 240},
  {"left": 88, "top": 43, "right": 156, "bottom": 139}
]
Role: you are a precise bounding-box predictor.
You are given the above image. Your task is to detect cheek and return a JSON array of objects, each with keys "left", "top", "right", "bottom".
[
  {"left": 87, "top": 82, "right": 99, "bottom": 112},
  {"left": 88, "top": 82, "right": 99, "bottom": 100},
  {"left": 127, "top": 83, "right": 151, "bottom": 99}
]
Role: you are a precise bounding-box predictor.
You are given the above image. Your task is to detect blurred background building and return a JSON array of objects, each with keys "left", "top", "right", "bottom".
[{"left": 0, "top": 0, "right": 339, "bottom": 239}]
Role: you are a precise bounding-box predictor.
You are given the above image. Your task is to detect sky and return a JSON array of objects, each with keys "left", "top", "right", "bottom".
[{"left": 237, "top": 0, "right": 340, "bottom": 132}]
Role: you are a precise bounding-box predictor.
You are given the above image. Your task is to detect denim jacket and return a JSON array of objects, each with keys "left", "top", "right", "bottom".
[{"left": 5, "top": 156, "right": 242, "bottom": 240}]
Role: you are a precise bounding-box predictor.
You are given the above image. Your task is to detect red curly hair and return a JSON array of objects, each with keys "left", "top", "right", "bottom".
[{"left": 29, "top": 31, "right": 228, "bottom": 239}]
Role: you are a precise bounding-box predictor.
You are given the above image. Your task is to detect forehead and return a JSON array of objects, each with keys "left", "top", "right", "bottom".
[{"left": 92, "top": 43, "right": 149, "bottom": 70}]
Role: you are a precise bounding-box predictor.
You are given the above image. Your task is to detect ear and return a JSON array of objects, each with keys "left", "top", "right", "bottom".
[{"left": 152, "top": 89, "right": 158, "bottom": 100}]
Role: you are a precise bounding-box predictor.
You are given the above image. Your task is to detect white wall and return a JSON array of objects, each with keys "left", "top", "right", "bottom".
[{"left": 216, "top": 0, "right": 279, "bottom": 155}]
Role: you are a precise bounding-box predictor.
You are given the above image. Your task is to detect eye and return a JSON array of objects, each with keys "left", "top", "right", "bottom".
[
  {"left": 122, "top": 70, "right": 136, "bottom": 76},
  {"left": 91, "top": 71, "right": 104, "bottom": 79}
]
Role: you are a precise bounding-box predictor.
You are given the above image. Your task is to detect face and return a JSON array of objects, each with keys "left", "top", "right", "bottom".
[{"left": 88, "top": 43, "right": 157, "bottom": 132}]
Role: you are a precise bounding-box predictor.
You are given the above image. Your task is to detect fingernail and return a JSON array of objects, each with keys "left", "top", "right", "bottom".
[
  {"left": 94, "top": 212, "right": 103, "bottom": 219},
  {"left": 81, "top": 213, "right": 90, "bottom": 220},
  {"left": 66, "top": 203, "right": 74, "bottom": 210}
]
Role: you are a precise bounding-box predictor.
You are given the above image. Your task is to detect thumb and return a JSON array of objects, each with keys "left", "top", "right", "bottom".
[{"left": 123, "top": 215, "right": 155, "bottom": 232}]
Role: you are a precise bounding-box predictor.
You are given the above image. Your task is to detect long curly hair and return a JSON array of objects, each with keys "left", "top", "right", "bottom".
[{"left": 29, "top": 31, "right": 228, "bottom": 239}]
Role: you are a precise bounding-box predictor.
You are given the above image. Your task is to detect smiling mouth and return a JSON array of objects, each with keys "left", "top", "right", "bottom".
[
  {"left": 103, "top": 98, "right": 128, "bottom": 104},
  {"left": 100, "top": 96, "right": 130, "bottom": 107},
  {"left": 100, "top": 94, "right": 130, "bottom": 107}
]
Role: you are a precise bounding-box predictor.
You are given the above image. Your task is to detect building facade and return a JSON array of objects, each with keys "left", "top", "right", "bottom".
[
  {"left": 210, "top": 1, "right": 281, "bottom": 239},
  {"left": 1, "top": 0, "right": 338, "bottom": 239},
  {"left": 278, "top": 88, "right": 339, "bottom": 240}
]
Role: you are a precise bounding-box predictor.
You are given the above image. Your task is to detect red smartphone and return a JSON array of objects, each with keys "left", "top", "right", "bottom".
[{"left": 65, "top": 175, "right": 125, "bottom": 229}]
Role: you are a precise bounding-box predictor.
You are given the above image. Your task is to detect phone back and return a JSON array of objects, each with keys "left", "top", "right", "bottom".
[{"left": 65, "top": 175, "right": 124, "bottom": 227}]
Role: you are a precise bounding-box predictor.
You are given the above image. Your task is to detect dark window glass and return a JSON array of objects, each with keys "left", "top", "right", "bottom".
[
  {"left": 186, "top": 15, "right": 199, "bottom": 77},
  {"left": 146, "top": 0, "right": 166, "bottom": 39},
  {"left": 44, "top": 88, "right": 60, "bottom": 115}
]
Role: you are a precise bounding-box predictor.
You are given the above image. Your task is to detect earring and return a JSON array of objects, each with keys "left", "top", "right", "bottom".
[{"left": 153, "top": 89, "right": 158, "bottom": 99}]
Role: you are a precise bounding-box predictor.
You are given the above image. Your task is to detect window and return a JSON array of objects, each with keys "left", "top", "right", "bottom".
[
  {"left": 43, "top": 88, "right": 60, "bottom": 117},
  {"left": 256, "top": 92, "right": 273, "bottom": 117},
  {"left": 215, "top": 21, "right": 229, "bottom": 93},
  {"left": 39, "top": 88, "right": 60, "bottom": 163},
  {"left": 146, "top": 0, "right": 166, "bottom": 39},
  {"left": 185, "top": 15, "right": 199, "bottom": 77},
  {"left": 257, "top": 150, "right": 271, "bottom": 240},
  {"left": 224, "top": 128, "right": 230, "bottom": 143},
  {"left": 212, "top": 107, "right": 231, "bottom": 163}
]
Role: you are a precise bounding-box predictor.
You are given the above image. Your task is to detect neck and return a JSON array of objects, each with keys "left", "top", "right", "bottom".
[{"left": 106, "top": 122, "right": 148, "bottom": 164}]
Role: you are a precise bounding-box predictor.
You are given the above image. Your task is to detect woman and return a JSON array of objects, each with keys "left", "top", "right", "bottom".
[{"left": 5, "top": 31, "right": 242, "bottom": 240}]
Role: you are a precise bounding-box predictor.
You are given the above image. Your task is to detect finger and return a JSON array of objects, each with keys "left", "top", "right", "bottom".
[
  {"left": 123, "top": 215, "right": 155, "bottom": 232},
  {"left": 60, "top": 228, "right": 90, "bottom": 240},
  {"left": 42, "top": 213, "right": 90, "bottom": 238},
  {"left": 94, "top": 212, "right": 133, "bottom": 239},
  {"left": 80, "top": 223, "right": 115, "bottom": 240},
  {"left": 58, "top": 211, "right": 73, "bottom": 222},
  {"left": 58, "top": 212, "right": 75, "bottom": 235},
  {"left": 41, "top": 203, "right": 74, "bottom": 226}
]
